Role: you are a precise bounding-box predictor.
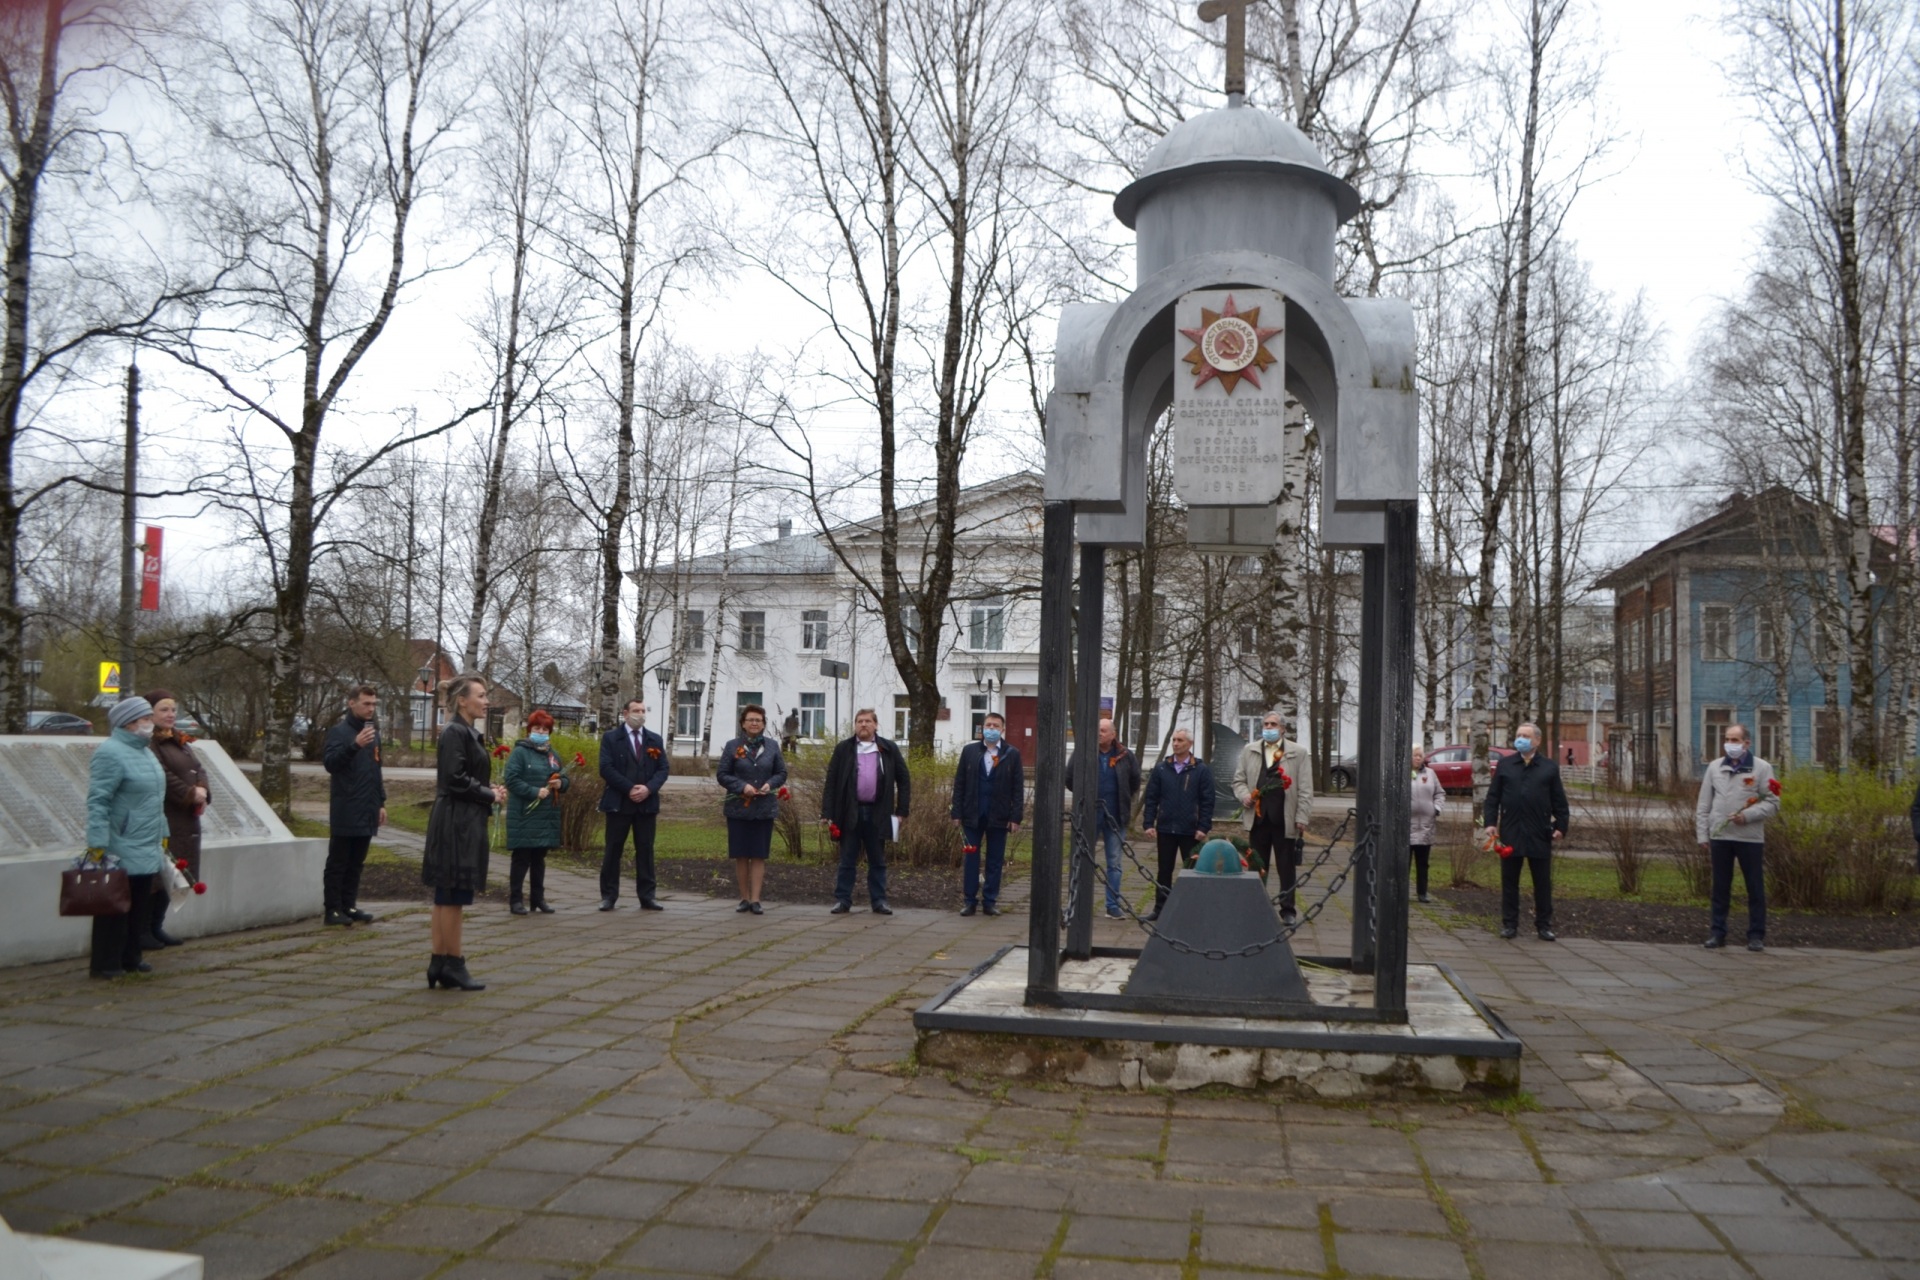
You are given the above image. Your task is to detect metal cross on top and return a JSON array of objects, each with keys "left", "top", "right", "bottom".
[{"left": 1199, "top": 0, "right": 1257, "bottom": 102}]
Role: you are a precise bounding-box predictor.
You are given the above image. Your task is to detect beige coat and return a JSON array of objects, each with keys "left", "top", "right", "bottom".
[
  {"left": 1410, "top": 767, "right": 1446, "bottom": 845},
  {"left": 1233, "top": 739, "right": 1313, "bottom": 831}
]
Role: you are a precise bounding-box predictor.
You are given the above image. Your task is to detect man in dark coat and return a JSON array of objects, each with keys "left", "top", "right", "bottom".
[
  {"left": 820, "top": 708, "right": 911, "bottom": 915},
  {"left": 321, "top": 685, "right": 387, "bottom": 927},
  {"left": 951, "top": 712, "right": 1024, "bottom": 917},
  {"left": 1066, "top": 717, "right": 1142, "bottom": 919},
  {"left": 1482, "top": 720, "right": 1570, "bottom": 941},
  {"left": 600, "top": 697, "right": 670, "bottom": 911},
  {"left": 1141, "top": 727, "right": 1214, "bottom": 919}
]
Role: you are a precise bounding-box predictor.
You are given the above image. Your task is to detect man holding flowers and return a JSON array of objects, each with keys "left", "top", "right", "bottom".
[{"left": 1694, "top": 722, "right": 1780, "bottom": 952}]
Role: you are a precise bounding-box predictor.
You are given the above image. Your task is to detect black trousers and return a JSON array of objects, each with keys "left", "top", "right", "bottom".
[
  {"left": 1247, "top": 817, "right": 1298, "bottom": 912},
  {"left": 1153, "top": 832, "right": 1200, "bottom": 911},
  {"left": 510, "top": 848, "right": 549, "bottom": 904},
  {"left": 1709, "top": 839, "right": 1766, "bottom": 941},
  {"left": 1500, "top": 854, "right": 1553, "bottom": 930},
  {"left": 1411, "top": 844, "right": 1432, "bottom": 897},
  {"left": 91, "top": 873, "right": 157, "bottom": 975},
  {"left": 833, "top": 805, "right": 888, "bottom": 905},
  {"left": 324, "top": 835, "right": 372, "bottom": 913},
  {"left": 602, "top": 812, "right": 657, "bottom": 903}
]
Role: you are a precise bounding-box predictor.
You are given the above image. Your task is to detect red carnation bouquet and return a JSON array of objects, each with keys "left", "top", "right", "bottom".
[
  {"left": 165, "top": 858, "right": 207, "bottom": 905},
  {"left": 1480, "top": 827, "right": 1514, "bottom": 858},
  {"left": 1712, "top": 775, "right": 1781, "bottom": 838}
]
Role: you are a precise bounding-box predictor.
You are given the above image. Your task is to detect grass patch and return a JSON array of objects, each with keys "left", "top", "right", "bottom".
[
  {"left": 1482, "top": 1090, "right": 1542, "bottom": 1115},
  {"left": 1534, "top": 858, "right": 1703, "bottom": 905}
]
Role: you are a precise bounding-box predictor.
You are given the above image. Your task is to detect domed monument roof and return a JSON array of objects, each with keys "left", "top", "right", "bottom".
[{"left": 1114, "top": 105, "right": 1361, "bottom": 228}]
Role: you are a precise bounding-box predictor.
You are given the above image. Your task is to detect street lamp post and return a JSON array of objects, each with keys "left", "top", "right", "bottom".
[{"left": 415, "top": 665, "right": 434, "bottom": 750}]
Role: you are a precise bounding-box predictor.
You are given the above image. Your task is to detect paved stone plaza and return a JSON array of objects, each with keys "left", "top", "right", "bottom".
[{"left": 0, "top": 866, "right": 1916, "bottom": 1279}]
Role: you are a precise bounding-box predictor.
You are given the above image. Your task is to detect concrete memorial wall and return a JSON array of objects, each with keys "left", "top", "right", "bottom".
[{"left": 0, "top": 735, "right": 327, "bottom": 968}]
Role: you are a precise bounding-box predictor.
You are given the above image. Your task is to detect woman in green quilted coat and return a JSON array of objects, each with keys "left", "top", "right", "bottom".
[
  {"left": 503, "top": 709, "right": 568, "bottom": 915},
  {"left": 84, "top": 696, "right": 170, "bottom": 978}
]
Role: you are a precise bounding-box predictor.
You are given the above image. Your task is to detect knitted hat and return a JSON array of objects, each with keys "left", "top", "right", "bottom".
[
  {"left": 108, "top": 696, "right": 154, "bottom": 730},
  {"left": 141, "top": 688, "right": 176, "bottom": 707}
]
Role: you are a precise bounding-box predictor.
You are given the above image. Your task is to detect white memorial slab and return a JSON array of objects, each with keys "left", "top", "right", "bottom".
[
  {"left": 1171, "top": 287, "right": 1288, "bottom": 507},
  {"left": 2, "top": 1211, "right": 202, "bottom": 1280},
  {"left": 0, "top": 736, "right": 327, "bottom": 968}
]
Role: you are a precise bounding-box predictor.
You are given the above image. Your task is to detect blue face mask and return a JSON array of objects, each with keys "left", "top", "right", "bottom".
[
  {"left": 1262, "top": 728, "right": 1280, "bottom": 743},
  {"left": 526, "top": 732, "right": 549, "bottom": 747},
  {"left": 982, "top": 728, "right": 1002, "bottom": 744},
  {"left": 1513, "top": 737, "right": 1533, "bottom": 753}
]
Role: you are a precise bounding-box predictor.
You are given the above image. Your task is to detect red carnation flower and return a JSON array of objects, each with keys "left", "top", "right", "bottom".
[
  {"left": 1497, "top": 843, "right": 1514, "bottom": 858},
  {"left": 829, "top": 822, "right": 842, "bottom": 840},
  {"left": 777, "top": 786, "right": 790, "bottom": 800},
  {"left": 1767, "top": 778, "right": 1781, "bottom": 796},
  {"left": 572, "top": 752, "right": 586, "bottom": 767},
  {"left": 962, "top": 843, "right": 979, "bottom": 855},
  {"left": 491, "top": 743, "right": 509, "bottom": 758},
  {"left": 193, "top": 882, "right": 207, "bottom": 895}
]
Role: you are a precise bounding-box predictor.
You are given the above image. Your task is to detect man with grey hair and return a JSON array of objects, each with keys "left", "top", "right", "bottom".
[
  {"left": 1233, "top": 710, "right": 1312, "bottom": 923},
  {"left": 1482, "top": 720, "right": 1569, "bottom": 941},
  {"left": 1694, "top": 721, "right": 1777, "bottom": 951}
]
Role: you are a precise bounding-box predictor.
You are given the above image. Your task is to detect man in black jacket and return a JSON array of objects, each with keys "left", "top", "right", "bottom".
[
  {"left": 1482, "top": 721, "right": 1570, "bottom": 941},
  {"left": 951, "top": 712, "right": 1024, "bottom": 917},
  {"left": 1141, "top": 727, "right": 1214, "bottom": 919},
  {"left": 1066, "top": 717, "right": 1142, "bottom": 919},
  {"left": 321, "top": 685, "right": 387, "bottom": 927},
  {"left": 599, "top": 698, "right": 671, "bottom": 911},
  {"left": 820, "top": 708, "right": 911, "bottom": 915}
]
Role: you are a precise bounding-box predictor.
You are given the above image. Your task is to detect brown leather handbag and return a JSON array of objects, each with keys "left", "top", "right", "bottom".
[{"left": 60, "top": 864, "right": 131, "bottom": 917}]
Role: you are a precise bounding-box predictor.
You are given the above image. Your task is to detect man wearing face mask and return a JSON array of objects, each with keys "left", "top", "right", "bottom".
[
  {"left": 951, "top": 712, "right": 1024, "bottom": 917},
  {"left": 1694, "top": 723, "right": 1778, "bottom": 952},
  {"left": 1482, "top": 721, "right": 1570, "bottom": 940},
  {"left": 1233, "top": 711, "right": 1313, "bottom": 923},
  {"left": 599, "top": 698, "right": 670, "bottom": 911}
]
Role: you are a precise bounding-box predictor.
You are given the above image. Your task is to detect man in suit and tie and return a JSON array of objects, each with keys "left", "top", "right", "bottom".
[{"left": 600, "top": 697, "right": 670, "bottom": 911}]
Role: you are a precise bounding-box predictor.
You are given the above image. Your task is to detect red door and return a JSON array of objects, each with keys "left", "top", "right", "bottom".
[{"left": 1002, "top": 697, "right": 1039, "bottom": 770}]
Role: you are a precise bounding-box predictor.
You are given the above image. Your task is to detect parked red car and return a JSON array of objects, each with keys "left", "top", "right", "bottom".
[{"left": 1422, "top": 744, "right": 1513, "bottom": 794}]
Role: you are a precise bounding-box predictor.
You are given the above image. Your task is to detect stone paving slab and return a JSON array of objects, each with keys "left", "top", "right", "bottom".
[{"left": 0, "top": 863, "right": 1914, "bottom": 1279}]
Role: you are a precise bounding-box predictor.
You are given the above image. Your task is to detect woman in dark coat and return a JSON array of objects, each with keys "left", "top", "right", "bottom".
[
  {"left": 143, "top": 688, "right": 208, "bottom": 949},
  {"left": 503, "top": 708, "right": 567, "bottom": 915},
  {"left": 421, "top": 676, "right": 505, "bottom": 990},
  {"left": 715, "top": 704, "right": 786, "bottom": 914}
]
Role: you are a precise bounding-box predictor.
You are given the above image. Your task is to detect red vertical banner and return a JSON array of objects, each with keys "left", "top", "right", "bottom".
[{"left": 139, "top": 526, "right": 162, "bottom": 611}]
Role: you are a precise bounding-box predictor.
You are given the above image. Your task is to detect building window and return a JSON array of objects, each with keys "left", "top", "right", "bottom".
[
  {"left": 1236, "top": 699, "right": 1266, "bottom": 743},
  {"left": 893, "top": 694, "right": 911, "bottom": 742},
  {"left": 1757, "top": 707, "right": 1787, "bottom": 763},
  {"left": 738, "top": 611, "right": 766, "bottom": 654},
  {"left": 799, "top": 691, "right": 826, "bottom": 739},
  {"left": 1756, "top": 615, "right": 1778, "bottom": 663},
  {"left": 674, "top": 688, "right": 702, "bottom": 738},
  {"left": 1238, "top": 622, "right": 1257, "bottom": 656},
  {"left": 1623, "top": 617, "right": 1641, "bottom": 672},
  {"left": 1702, "top": 706, "right": 1734, "bottom": 762},
  {"left": 735, "top": 691, "right": 763, "bottom": 726},
  {"left": 1652, "top": 607, "right": 1671, "bottom": 665},
  {"left": 1811, "top": 706, "right": 1841, "bottom": 765},
  {"left": 800, "top": 609, "right": 829, "bottom": 652},
  {"left": 1128, "top": 697, "right": 1161, "bottom": 749},
  {"left": 683, "top": 609, "right": 705, "bottom": 651},
  {"left": 1700, "top": 606, "right": 1734, "bottom": 662},
  {"left": 968, "top": 596, "right": 1006, "bottom": 651},
  {"left": 970, "top": 693, "right": 989, "bottom": 740},
  {"left": 900, "top": 605, "right": 919, "bottom": 654}
]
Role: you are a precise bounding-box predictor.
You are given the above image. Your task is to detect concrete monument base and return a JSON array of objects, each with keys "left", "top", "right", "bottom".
[
  {"left": 3, "top": 1212, "right": 202, "bottom": 1280},
  {"left": 914, "top": 946, "right": 1521, "bottom": 1098}
]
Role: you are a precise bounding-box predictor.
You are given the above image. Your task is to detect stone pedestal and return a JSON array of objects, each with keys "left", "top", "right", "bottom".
[
  {"left": 2, "top": 1212, "right": 201, "bottom": 1280},
  {"left": 1126, "top": 869, "right": 1310, "bottom": 1004}
]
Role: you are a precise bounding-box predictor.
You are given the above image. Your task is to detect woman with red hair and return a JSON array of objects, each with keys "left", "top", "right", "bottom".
[{"left": 503, "top": 709, "right": 568, "bottom": 914}]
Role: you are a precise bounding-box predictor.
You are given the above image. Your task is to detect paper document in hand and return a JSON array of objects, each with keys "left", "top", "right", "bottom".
[{"left": 892, "top": 815, "right": 902, "bottom": 840}]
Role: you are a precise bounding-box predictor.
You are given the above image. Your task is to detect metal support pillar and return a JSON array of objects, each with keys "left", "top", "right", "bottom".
[
  {"left": 1372, "top": 501, "right": 1418, "bottom": 1018},
  {"left": 1065, "top": 543, "right": 1106, "bottom": 961},
  {"left": 1351, "top": 544, "right": 1384, "bottom": 973},
  {"left": 1027, "top": 502, "right": 1074, "bottom": 996}
]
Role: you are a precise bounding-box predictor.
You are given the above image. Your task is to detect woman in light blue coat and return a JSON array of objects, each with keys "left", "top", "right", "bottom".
[{"left": 84, "top": 696, "right": 170, "bottom": 978}]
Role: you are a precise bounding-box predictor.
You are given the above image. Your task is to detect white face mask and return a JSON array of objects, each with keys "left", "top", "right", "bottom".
[
  {"left": 131, "top": 723, "right": 155, "bottom": 739},
  {"left": 1724, "top": 740, "right": 1743, "bottom": 757},
  {"left": 625, "top": 712, "right": 645, "bottom": 729}
]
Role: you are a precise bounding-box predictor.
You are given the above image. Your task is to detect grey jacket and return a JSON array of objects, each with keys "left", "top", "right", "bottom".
[
  {"left": 1409, "top": 767, "right": 1446, "bottom": 845},
  {"left": 1694, "top": 753, "right": 1779, "bottom": 844}
]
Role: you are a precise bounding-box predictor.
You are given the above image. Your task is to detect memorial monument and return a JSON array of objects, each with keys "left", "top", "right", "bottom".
[
  {"left": 915, "top": 3, "right": 1520, "bottom": 1094},
  {"left": 0, "top": 735, "right": 327, "bottom": 968}
]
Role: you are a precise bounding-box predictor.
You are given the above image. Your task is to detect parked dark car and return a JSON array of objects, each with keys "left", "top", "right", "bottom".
[
  {"left": 1423, "top": 744, "right": 1514, "bottom": 794},
  {"left": 25, "top": 711, "right": 95, "bottom": 735},
  {"left": 1327, "top": 755, "right": 1359, "bottom": 790}
]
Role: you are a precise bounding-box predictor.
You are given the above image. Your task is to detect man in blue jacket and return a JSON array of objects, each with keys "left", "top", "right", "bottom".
[
  {"left": 600, "top": 698, "right": 670, "bottom": 911},
  {"left": 951, "top": 712, "right": 1024, "bottom": 917},
  {"left": 1141, "top": 727, "right": 1214, "bottom": 920}
]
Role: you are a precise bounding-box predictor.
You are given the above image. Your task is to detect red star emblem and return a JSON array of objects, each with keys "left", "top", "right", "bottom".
[{"left": 1180, "top": 294, "right": 1282, "bottom": 394}]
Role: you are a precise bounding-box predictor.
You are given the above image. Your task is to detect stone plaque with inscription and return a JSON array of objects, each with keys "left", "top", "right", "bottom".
[{"left": 1172, "top": 288, "right": 1287, "bottom": 508}]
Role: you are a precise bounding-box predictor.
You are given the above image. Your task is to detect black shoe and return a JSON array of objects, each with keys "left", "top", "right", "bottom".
[
  {"left": 983, "top": 905, "right": 1001, "bottom": 917},
  {"left": 531, "top": 899, "right": 555, "bottom": 914},
  {"left": 130, "top": 961, "right": 153, "bottom": 974},
  {"left": 439, "top": 956, "right": 485, "bottom": 991},
  {"left": 1703, "top": 934, "right": 1726, "bottom": 949},
  {"left": 510, "top": 901, "right": 530, "bottom": 916},
  {"left": 348, "top": 908, "right": 375, "bottom": 924},
  {"left": 960, "top": 903, "right": 977, "bottom": 917},
  {"left": 639, "top": 899, "right": 663, "bottom": 911},
  {"left": 135, "top": 934, "right": 166, "bottom": 952},
  {"left": 1537, "top": 929, "right": 1557, "bottom": 942},
  {"left": 1417, "top": 893, "right": 1431, "bottom": 904},
  {"left": 427, "top": 954, "right": 445, "bottom": 988},
  {"left": 1747, "top": 939, "right": 1765, "bottom": 952},
  {"left": 1499, "top": 925, "right": 1518, "bottom": 939},
  {"left": 830, "top": 902, "right": 852, "bottom": 914},
  {"left": 600, "top": 899, "right": 617, "bottom": 912},
  {"left": 1281, "top": 909, "right": 1298, "bottom": 925},
  {"left": 324, "top": 910, "right": 354, "bottom": 927},
  {"left": 1143, "top": 910, "right": 1160, "bottom": 921},
  {"left": 749, "top": 902, "right": 764, "bottom": 915},
  {"left": 736, "top": 900, "right": 753, "bottom": 913},
  {"left": 871, "top": 901, "right": 892, "bottom": 915},
  {"left": 152, "top": 928, "right": 184, "bottom": 947}
]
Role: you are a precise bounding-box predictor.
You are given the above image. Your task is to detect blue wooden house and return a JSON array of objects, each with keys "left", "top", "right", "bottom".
[{"left": 1595, "top": 489, "right": 1898, "bottom": 786}]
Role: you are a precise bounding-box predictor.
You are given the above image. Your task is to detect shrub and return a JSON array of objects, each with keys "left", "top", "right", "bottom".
[
  {"left": 895, "top": 750, "right": 968, "bottom": 868},
  {"left": 1584, "top": 797, "right": 1657, "bottom": 894},
  {"left": 1766, "top": 768, "right": 1915, "bottom": 913},
  {"left": 550, "top": 732, "right": 604, "bottom": 853},
  {"left": 1660, "top": 792, "right": 1713, "bottom": 898},
  {"left": 1439, "top": 808, "right": 1486, "bottom": 888}
]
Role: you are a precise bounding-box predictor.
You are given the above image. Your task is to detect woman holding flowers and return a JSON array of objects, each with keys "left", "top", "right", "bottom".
[
  {"left": 1693, "top": 722, "right": 1780, "bottom": 953},
  {"left": 421, "top": 676, "right": 505, "bottom": 990},
  {"left": 504, "top": 709, "right": 567, "bottom": 915},
  {"left": 715, "top": 704, "right": 786, "bottom": 914},
  {"left": 143, "top": 688, "right": 209, "bottom": 949}
]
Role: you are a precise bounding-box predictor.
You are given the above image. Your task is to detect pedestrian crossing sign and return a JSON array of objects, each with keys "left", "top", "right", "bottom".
[{"left": 99, "top": 662, "right": 121, "bottom": 695}]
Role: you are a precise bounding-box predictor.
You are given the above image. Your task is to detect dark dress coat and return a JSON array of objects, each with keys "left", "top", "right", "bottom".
[
  {"left": 149, "top": 730, "right": 210, "bottom": 870},
  {"left": 503, "top": 738, "right": 568, "bottom": 849},
  {"left": 820, "top": 735, "right": 911, "bottom": 830},
  {"left": 600, "top": 724, "right": 669, "bottom": 814},
  {"left": 1481, "top": 751, "right": 1570, "bottom": 860},
  {"left": 950, "top": 742, "right": 1025, "bottom": 830},
  {"left": 1142, "top": 756, "right": 1215, "bottom": 837},
  {"left": 716, "top": 735, "right": 787, "bottom": 821},
  {"left": 421, "top": 717, "right": 495, "bottom": 892},
  {"left": 322, "top": 711, "right": 387, "bottom": 837}
]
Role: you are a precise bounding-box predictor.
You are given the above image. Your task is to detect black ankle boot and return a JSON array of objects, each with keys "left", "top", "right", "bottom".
[
  {"left": 440, "top": 956, "right": 485, "bottom": 991},
  {"left": 531, "top": 897, "right": 555, "bottom": 914},
  {"left": 427, "top": 954, "right": 446, "bottom": 988}
]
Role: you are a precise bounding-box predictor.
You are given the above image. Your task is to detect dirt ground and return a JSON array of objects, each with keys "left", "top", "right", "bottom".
[{"left": 1436, "top": 884, "right": 1920, "bottom": 950}]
